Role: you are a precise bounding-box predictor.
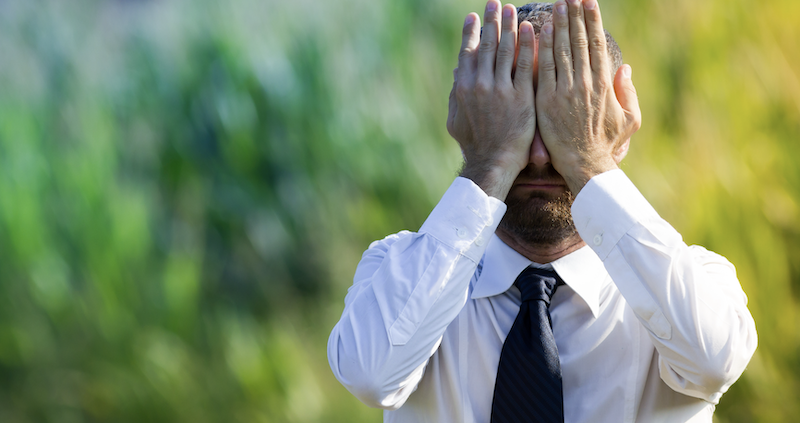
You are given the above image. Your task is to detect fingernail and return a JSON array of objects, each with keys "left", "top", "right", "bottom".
[
  {"left": 503, "top": 6, "right": 512, "bottom": 17},
  {"left": 487, "top": 1, "right": 497, "bottom": 12},
  {"left": 623, "top": 65, "right": 631, "bottom": 78},
  {"left": 465, "top": 14, "right": 475, "bottom": 26},
  {"left": 584, "top": 0, "right": 596, "bottom": 10},
  {"left": 556, "top": 3, "right": 567, "bottom": 14},
  {"left": 521, "top": 23, "right": 531, "bottom": 33},
  {"left": 543, "top": 23, "right": 553, "bottom": 34}
]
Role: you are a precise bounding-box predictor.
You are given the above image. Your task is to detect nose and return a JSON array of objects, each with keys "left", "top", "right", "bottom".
[{"left": 529, "top": 128, "right": 551, "bottom": 167}]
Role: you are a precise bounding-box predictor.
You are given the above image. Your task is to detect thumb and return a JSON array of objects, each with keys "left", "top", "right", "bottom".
[
  {"left": 447, "top": 68, "right": 458, "bottom": 138},
  {"left": 614, "top": 64, "right": 642, "bottom": 132}
]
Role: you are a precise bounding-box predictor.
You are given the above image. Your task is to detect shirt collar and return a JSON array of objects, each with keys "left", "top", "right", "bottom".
[{"left": 471, "top": 235, "right": 607, "bottom": 317}]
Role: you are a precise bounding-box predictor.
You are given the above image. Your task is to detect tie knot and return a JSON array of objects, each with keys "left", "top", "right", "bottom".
[{"left": 515, "top": 267, "right": 561, "bottom": 304}]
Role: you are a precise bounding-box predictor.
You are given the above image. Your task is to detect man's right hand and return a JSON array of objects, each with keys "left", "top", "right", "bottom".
[{"left": 447, "top": 1, "right": 537, "bottom": 201}]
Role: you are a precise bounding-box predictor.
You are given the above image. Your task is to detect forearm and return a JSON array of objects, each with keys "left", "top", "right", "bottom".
[
  {"left": 327, "top": 177, "right": 505, "bottom": 409},
  {"left": 572, "top": 170, "right": 757, "bottom": 403}
]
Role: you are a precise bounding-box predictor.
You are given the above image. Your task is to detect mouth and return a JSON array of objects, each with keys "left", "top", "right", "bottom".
[{"left": 514, "top": 181, "right": 567, "bottom": 190}]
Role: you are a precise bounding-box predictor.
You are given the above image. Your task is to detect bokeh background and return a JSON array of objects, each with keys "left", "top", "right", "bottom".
[{"left": 0, "top": 0, "right": 797, "bottom": 421}]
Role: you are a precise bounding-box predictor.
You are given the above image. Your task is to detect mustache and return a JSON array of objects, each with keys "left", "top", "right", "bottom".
[{"left": 514, "top": 164, "right": 565, "bottom": 185}]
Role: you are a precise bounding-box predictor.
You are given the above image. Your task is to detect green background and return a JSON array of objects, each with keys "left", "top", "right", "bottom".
[{"left": 0, "top": 0, "right": 797, "bottom": 421}]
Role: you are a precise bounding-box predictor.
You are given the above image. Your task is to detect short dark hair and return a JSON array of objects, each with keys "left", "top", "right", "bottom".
[{"left": 516, "top": 2, "right": 623, "bottom": 77}]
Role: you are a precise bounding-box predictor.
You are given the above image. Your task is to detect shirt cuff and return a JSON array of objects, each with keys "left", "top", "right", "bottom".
[
  {"left": 419, "top": 177, "right": 507, "bottom": 263},
  {"left": 571, "top": 169, "right": 661, "bottom": 260}
]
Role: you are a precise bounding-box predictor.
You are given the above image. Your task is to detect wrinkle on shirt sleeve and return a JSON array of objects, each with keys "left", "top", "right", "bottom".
[
  {"left": 328, "top": 177, "right": 506, "bottom": 409},
  {"left": 377, "top": 177, "right": 506, "bottom": 346},
  {"left": 570, "top": 169, "right": 757, "bottom": 404}
]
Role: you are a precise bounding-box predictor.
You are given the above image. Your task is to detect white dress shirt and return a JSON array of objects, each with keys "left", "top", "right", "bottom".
[{"left": 328, "top": 170, "right": 757, "bottom": 423}]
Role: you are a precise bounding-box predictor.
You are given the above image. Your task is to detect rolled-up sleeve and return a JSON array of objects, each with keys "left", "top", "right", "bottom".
[
  {"left": 571, "top": 169, "right": 758, "bottom": 404},
  {"left": 327, "top": 177, "right": 506, "bottom": 409}
]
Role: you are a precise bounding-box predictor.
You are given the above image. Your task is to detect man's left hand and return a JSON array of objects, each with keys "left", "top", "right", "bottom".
[{"left": 536, "top": 0, "right": 642, "bottom": 194}]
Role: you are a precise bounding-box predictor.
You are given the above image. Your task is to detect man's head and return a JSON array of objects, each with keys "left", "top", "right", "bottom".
[{"left": 497, "top": 2, "right": 624, "bottom": 248}]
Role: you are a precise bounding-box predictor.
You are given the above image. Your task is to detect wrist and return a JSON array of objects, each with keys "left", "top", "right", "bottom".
[
  {"left": 562, "top": 156, "right": 619, "bottom": 194},
  {"left": 460, "top": 161, "right": 519, "bottom": 201}
]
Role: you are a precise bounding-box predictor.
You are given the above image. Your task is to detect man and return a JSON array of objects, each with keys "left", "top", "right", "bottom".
[{"left": 327, "top": 0, "right": 757, "bottom": 422}]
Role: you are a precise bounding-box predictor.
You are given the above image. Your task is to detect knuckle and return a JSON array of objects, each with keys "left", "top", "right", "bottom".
[
  {"left": 590, "top": 36, "right": 606, "bottom": 51},
  {"left": 479, "top": 36, "right": 497, "bottom": 51},
  {"left": 632, "top": 114, "right": 643, "bottom": 130},
  {"left": 455, "top": 83, "right": 471, "bottom": 99},
  {"left": 555, "top": 45, "right": 572, "bottom": 59},
  {"left": 474, "top": 79, "right": 493, "bottom": 94},
  {"left": 496, "top": 44, "right": 514, "bottom": 61},
  {"left": 539, "top": 60, "right": 557, "bottom": 74},
  {"left": 516, "top": 57, "right": 533, "bottom": 71},
  {"left": 458, "top": 47, "right": 475, "bottom": 61},
  {"left": 499, "top": 84, "right": 515, "bottom": 98},
  {"left": 574, "top": 76, "right": 589, "bottom": 91},
  {"left": 571, "top": 35, "right": 589, "bottom": 49},
  {"left": 448, "top": 124, "right": 462, "bottom": 140}
]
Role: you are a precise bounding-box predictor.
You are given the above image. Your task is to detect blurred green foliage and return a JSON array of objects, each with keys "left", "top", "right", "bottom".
[{"left": 0, "top": 0, "right": 796, "bottom": 421}]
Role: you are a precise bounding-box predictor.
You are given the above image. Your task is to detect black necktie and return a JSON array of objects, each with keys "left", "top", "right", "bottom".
[{"left": 491, "top": 267, "right": 564, "bottom": 423}]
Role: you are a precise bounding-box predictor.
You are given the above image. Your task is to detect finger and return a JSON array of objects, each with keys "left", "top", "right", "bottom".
[
  {"left": 552, "top": 0, "right": 574, "bottom": 90},
  {"left": 457, "top": 13, "right": 481, "bottom": 85},
  {"left": 537, "top": 23, "right": 557, "bottom": 95},
  {"left": 477, "top": 0, "right": 502, "bottom": 84},
  {"left": 583, "top": 0, "right": 610, "bottom": 80},
  {"left": 495, "top": 4, "right": 519, "bottom": 85},
  {"left": 567, "top": 0, "right": 591, "bottom": 85},
  {"left": 513, "top": 21, "right": 535, "bottom": 95},
  {"left": 614, "top": 65, "right": 642, "bottom": 132}
]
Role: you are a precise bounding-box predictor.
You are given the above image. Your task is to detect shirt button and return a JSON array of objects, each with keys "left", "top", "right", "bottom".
[
  {"left": 475, "top": 236, "right": 485, "bottom": 246},
  {"left": 457, "top": 228, "right": 467, "bottom": 238},
  {"left": 593, "top": 233, "right": 603, "bottom": 246}
]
